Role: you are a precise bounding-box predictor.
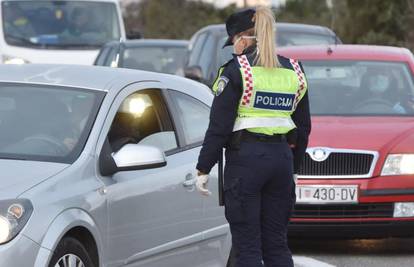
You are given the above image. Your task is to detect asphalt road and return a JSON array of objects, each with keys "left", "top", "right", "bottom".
[{"left": 290, "top": 238, "right": 414, "bottom": 267}]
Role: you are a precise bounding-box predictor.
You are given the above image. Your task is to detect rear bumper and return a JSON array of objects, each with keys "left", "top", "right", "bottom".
[{"left": 288, "top": 219, "right": 414, "bottom": 238}]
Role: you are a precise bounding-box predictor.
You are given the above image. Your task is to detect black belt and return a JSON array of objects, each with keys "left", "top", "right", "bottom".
[{"left": 240, "top": 130, "right": 287, "bottom": 143}]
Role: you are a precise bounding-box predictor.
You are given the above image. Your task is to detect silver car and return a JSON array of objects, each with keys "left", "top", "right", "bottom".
[{"left": 0, "top": 64, "right": 230, "bottom": 267}]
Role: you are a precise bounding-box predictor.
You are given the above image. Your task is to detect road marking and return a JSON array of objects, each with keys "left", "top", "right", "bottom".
[{"left": 293, "top": 256, "right": 336, "bottom": 267}]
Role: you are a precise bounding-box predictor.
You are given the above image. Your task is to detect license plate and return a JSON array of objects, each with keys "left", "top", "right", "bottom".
[{"left": 296, "top": 185, "right": 358, "bottom": 204}]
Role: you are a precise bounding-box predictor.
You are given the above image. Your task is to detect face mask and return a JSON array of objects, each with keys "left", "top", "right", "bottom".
[{"left": 368, "top": 75, "right": 390, "bottom": 93}]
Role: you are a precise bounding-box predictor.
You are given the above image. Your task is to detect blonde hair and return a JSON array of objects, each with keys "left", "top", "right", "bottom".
[{"left": 253, "top": 6, "right": 279, "bottom": 68}]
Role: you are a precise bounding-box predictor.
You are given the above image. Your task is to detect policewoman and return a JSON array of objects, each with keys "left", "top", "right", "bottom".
[{"left": 195, "top": 6, "right": 311, "bottom": 267}]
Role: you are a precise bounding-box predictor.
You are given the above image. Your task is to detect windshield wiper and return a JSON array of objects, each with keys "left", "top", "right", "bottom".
[
  {"left": 6, "top": 33, "right": 104, "bottom": 49},
  {"left": 5, "top": 34, "right": 39, "bottom": 47},
  {"left": 60, "top": 43, "right": 102, "bottom": 49}
]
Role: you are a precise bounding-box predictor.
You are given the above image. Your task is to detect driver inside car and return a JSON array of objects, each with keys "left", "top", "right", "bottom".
[
  {"left": 2, "top": 95, "right": 75, "bottom": 156},
  {"left": 357, "top": 68, "right": 412, "bottom": 114}
]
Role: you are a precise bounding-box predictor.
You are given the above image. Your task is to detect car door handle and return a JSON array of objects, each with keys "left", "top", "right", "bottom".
[{"left": 183, "top": 173, "right": 196, "bottom": 188}]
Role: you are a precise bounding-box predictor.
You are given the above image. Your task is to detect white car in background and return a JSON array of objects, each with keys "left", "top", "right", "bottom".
[{"left": 0, "top": 0, "right": 126, "bottom": 65}]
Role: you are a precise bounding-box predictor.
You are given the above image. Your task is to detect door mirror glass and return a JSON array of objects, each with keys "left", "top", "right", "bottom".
[{"left": 112, "top": 144, "right": 166, "bottom": 171}]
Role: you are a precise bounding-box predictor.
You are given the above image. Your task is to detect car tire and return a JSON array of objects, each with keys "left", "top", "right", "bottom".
[{"left": 49, "top": 237, "right": 95, "bottom": 267}]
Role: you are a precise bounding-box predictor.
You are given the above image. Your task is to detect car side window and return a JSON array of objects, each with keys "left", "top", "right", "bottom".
[
  {"left": 108, "top": 89, "right": 178, "bottom": 153},
  {"left": 169, "top": 90, "right": 209, "bottom": 145},
  {"left": 198, "top": 33, "right": 215, "bottom": 80},
  {"left": 188, "top": 32, "right": 207, "bottom": 67}
]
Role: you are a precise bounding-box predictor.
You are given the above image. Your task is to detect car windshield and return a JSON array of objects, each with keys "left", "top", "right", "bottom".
[
  {"left": 277, "top": 32, "right": 337, "bottom": 46},
  {"left": 217, "top": 30, "right": 337, "bottom": 67},
  {"left": 116, "top": 45, "right": 188, "bottom": 75},
  {"left": 0, "top": 84, "right": 105, "bottom": 163},
  {"left": 301, "top": 60, "right": 414, "bottom": 116},
  {"left": 2, "top": 1, "right": 120, "bottom": 49}
]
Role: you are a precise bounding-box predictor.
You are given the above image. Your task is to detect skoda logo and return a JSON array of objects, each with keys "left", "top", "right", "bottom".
[{"left": 309, "top": 148, "right": 330, "bottom": 162}]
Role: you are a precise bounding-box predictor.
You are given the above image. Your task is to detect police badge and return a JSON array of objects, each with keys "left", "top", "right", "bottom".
[{"left": 215, "top": 76, "right": 229, "bottom": 96}]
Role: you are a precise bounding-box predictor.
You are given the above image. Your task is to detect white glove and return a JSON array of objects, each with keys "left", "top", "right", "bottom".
[
  {"left": 196, "top": 174, "right": 212, "bottom": 196},
  {"left": 293, "top": 174, "right": 298, "bottom": 185}
]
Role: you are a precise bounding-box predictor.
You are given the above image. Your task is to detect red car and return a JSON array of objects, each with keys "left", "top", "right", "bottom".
[{"left": 279, "top": 45, "right": 414, "bottom": 238}]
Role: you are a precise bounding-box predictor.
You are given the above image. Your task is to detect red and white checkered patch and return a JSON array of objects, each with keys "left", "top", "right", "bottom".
[
  {"left": 290, "top": 59, "right": 306, "bottom": 110},
  {"left": 237, "top": 55, "right": 254, "bottom": 106}
]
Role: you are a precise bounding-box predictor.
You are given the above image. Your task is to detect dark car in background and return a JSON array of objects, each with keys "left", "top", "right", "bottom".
[
  {"left": 95, "top": 39, "right": 189, "bottom": 75},
  {"left": 185, "top": 23, "right": 342, "bottom": 85}
]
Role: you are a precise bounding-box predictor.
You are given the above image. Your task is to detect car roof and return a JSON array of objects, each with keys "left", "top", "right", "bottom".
[
  {"left": 197, "top": 23, "right": 336, "bottom": 36},
  {"left": 278, "top": 44, "right": 414, "bottom": 62},
  {"left": 0, "top": 64, "right": 202, "bottom": 92},
  {"left": 104, "top": 39, "right": 189, "bottom": 48}
]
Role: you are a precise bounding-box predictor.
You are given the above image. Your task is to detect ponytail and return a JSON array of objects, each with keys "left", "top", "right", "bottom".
[{"left": 253, "top": 6, "right": 279, "bottom": 68}]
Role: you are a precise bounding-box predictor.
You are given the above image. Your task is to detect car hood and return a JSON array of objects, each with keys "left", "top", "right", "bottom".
[
  {"left": 309, "top": 116, "right": 414, "bottom": 152},
  {"left": 0, "top": 160, "right": 69, "bottom": 199}
]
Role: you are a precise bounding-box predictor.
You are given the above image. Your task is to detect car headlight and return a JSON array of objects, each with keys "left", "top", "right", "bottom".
[
  {"left": 2, "top": 55, "right": 30, "bottom": 65},
  {"left": 394, "top": 202, "right": 414, "bottom": 217},
  {"left": 0, "top": 199, "right": 33, "bottom": 245},
  {"left": 381, "top": 154, "right": 414, "bottom": 176}
]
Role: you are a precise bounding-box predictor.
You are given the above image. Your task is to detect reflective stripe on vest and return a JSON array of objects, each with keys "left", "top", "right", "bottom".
[
  {"left": 289, "top": 59, "right": 306, "bottom": 110},
  {"left": 237, "top": 55, "right": 254, "bottom": 106},
  {"left": 233, "top": 116, "right": 296, "bottom": 132}
]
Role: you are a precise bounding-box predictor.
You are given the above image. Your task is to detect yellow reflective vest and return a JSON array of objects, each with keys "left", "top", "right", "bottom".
[{"left": 213, "top": 54, "right": 308, "bottom": 135}]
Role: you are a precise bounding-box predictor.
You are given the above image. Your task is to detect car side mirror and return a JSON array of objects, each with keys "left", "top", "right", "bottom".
[
  {"left": 112, "top": 144, "right": 166, "bottom": 172},
  {"left": 184, "top": 65, "right": 204, "bottom": 83},
  {"left": 127, "top": 31, "right": 143, "bottom": 40}
]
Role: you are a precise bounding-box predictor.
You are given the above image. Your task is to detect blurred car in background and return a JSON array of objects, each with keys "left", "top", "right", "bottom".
[
  {"left": 185, "top": 23, "right": 342, "bottom": 85},
  {"left": 278, "top": 45, "right": 414, "bottom": 238},
  {"left": 95, "top": 39, "right": 189, "bottom": 75},
  {"left": 0, "top": 0, "right": 126, "bottom": 65},
  {"left": 0, "top": 64, "right": 230, "bottom": 266}
]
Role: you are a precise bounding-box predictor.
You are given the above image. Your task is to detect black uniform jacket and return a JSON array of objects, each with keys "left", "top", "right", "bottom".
[{"left": 196, "top": 45, "right": 311, "bottom": 174}]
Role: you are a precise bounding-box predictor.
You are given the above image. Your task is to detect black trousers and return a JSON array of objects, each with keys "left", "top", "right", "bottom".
[{"left": 224, "top": 141, "right": 295, "bottom": 267}]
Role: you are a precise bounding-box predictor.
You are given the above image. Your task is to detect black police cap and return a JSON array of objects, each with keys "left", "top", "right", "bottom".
[{"left": 223, "top": 9, "right": 256, "bottom": 48}]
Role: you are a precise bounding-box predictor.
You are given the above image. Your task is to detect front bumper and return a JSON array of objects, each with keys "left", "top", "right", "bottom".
[
  {"left": 0, "top": 234, "right": 50, "bottom": 267},
  {"left": 289, "top": 176, "right": 414, "bottom": 238},
  {"left": 288, "top": 218, "right": 414, "bottom": 238}
]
